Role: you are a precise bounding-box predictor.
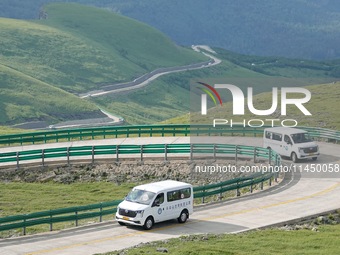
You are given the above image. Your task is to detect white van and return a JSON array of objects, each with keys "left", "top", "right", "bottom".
[
  {"left": 116, "top": 180, "right": 193, "bottom": 230},
  {"left": 263, "top": 127, "right": 319, "bottom": 162}
]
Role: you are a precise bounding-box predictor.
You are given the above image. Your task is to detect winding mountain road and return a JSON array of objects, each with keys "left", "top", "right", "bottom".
[
  {"left": 79, "top": 45, "right": 221, "bottom": 98},
  {"left": 0, "top": 137, "right": 339, "bottom": 255}
]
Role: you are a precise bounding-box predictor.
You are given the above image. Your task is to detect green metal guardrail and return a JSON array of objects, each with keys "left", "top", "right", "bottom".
[
  {"left": 0, "top": 200, "right": 121, "bottom": 235},
  {"left": 0, "top": 143, "right": 279, "bottom": 235},
  {"left": 0, "top": 172, "right": 275, "bottom": 235},
  {"left": 2, "top": 122, "right": 335, "bottom": 235},
  {"left": 0, "top": 143, "right": 281, "bottom": 169},
  {"left": 0, "top": 124, "right": 339, "bottom": 147}
]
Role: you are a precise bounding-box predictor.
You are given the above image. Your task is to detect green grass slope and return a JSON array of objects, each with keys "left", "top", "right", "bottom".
[
  {"left": 168, "top": 82, "right": 340, "bottom": 130},
  {"left": 101, "top": 225, "right": 340, "bottom": 255},
  {"left": 0, "top": 3, "right": 205, "bottom": 94},
  {"left": 93, "top": 48, "right": 339, "bottom": 126},
  {"left": 0, "top": 3, "right": 206, "bottom": 126},
  {"left": 0, "top": 64, "right": 101, "bottom": 125}
]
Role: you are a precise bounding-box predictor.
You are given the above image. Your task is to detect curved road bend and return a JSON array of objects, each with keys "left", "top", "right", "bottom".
[
  {"left": 0, "top": 137, "right": 339, "bottom": 255},
  {"left": 79, "top": 45, "right": 221, "bottom": 98}
]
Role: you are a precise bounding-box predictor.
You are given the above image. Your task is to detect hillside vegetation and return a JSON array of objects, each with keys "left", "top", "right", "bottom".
[
  {"left": 93, "top": 47, "right": 339, "bottom": 127},
  {"left": 0, "top": 3, "right": 205, "bottom": 126},
  {"left": 166, "top": 82, "right": 340, "bottom": 131},
  {"left": 101, "top": 225, "right": 340, "bottom": 255},
  {"left": 1, "top": 0, "right": 340, "bottom": 60},
  {"left": 0, "top": 63, "right": 101, "bottom": 125}
]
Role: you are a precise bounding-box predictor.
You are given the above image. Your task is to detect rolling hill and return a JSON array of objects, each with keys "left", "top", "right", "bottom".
[
  {"left": 0, "top": 3, "right": 206, "bottom": 126},
  {"left": 1, "top": 0, "right": 340, "bottom": 60},
  {"left": 165, "top": 81, "right": 340, "bottom": 131},
  {"left": 92, "top": 47, "right": 340, "bottom": 126}
]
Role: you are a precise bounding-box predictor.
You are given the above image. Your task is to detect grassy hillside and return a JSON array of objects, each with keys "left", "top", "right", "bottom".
[
  {"left": 0, "top": 3, "right": 205, "bottom": 94},
  {"left": 0, "top": 63, "right": 101, "bottom": 125},
  {"left": 0, "top": 3, "right": 206, "bottom": 126},
  {"left": 101, "top": 225, "right": 340, "bottom": 255},
  {"left": 165, "top": 82, "right": 340, "bottom": 130},
  {"left": 92, "top": 48, "right": 339, "bottom": 127}
]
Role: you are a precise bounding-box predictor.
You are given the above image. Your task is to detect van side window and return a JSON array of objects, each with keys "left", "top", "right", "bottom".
[
  {"left": 154, "top": 193, "right": 164, "bottom": 205},
  {"left": 167, "top": 190, "right": 179, "bottom": 202},
  {"left": 265, "top": 131, "right": 271, "bottom": 139},
  {"left": 180, "top": 188, "right": 191, "bottom": 199},
  {"left": 272, "top": 133, "right": 282, "bottom": 141},
  {"left": 284, "top": 135, "right": 292, "bottom": 144},
  {"left": 167, "top": 188, "right": 191, "bottom": 202}
]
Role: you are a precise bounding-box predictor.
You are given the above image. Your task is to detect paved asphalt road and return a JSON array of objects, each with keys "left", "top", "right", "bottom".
[
  {"left": 0, "top": 137, "right": 339, "bottom": 255},
  {"left": 78, "top": 45, "right": 221, "bottom": 98}
]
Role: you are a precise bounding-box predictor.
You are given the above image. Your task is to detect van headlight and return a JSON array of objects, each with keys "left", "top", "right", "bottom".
[
  {"left": 298, "top": 147, "right": 304, "bottom": 153},
  {"left": 136, "top": 210, "right": 144, "bottom": 217}
]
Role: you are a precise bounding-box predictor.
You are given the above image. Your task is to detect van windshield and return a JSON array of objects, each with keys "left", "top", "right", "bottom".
[
  {"left": 125, "top": 189, "right": 156, "bottom": 205},
  {"left": 291, "top": 133, "right": 312, "bottom": 144}
]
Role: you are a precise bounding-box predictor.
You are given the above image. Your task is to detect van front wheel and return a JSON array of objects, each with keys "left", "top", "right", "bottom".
[
  {"left": 291, "top": 152, "right": 298, "bottom": 163},
  {"left": 178, "top": 210, "right": 188, "bottom": 223},
  {"left": 143, "top": 216, "right": 154, "bottom": 230}
]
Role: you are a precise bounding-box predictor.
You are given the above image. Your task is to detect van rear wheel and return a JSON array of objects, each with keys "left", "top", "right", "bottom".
[
  {"left": 291, "top": 152, "right": 298, "bottom": 163},
  {"left": 312, "top": 157, "right": 317, "bottom": 161},
  {"left": 178, "top": 210, "right": 188, "bottom": 223},
  {"left": 143, "top": 216, "right": 154, "bottom": 230}
]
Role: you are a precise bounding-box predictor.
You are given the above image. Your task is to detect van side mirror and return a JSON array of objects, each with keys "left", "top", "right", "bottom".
[{"left": 286, "top": 140, "right": 292, "bottom": 145}]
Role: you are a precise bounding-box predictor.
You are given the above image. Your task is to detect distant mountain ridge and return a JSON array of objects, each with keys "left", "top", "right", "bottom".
[{"left": 1, "top": 0, "right": 340, "bottom": 60}]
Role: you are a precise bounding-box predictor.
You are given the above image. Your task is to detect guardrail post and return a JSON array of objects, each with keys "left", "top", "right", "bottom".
[
  {"left": 268, "top": 148, "right": 272, "bottom": 165},
  {"left": 253, "top": 147, "right": 257, "bottom": 163},
  {"left": 75, "top": 211, "right": 78, "bottom": 227},
  {"left": 42, "top": 149, "right": 45, "bottom": 168},
  {"left": 261, "top": 178, "right": 264, "bottom": 190},
  {"left": 92, "top": 146, "right": 95, "bottom": 164},
  {"left": 213, "top": 144, "right": 216, "bottom": 160},
  {"left": 164, "top": 144, "right": 168, "bottom": 161},
  {"left": 202, "top": 189, "right": 205, "bottom": 204},
  {"left": 50, "top": 210, "right": 53, "bottom": 231},
  {"left": 236, "top": 181, "right": 240, "bottom": 197},
  {"left": 116, "top": 145, "right": 119, "bottom": 162},
  {"left": 16, "top": 152, "right": 19, "bottom": 170},
  {"left": 250, "top": 181, "right": 253, "bottom": 193},
  {"left": 269, "top": 176, "right": 272, "bottom": 186},
  {"left": 100, "top": 203, "right": 103, "bottom": 222},
  {"left": 23, "top": 217, "right": 26, "bottom": 236},
  {"left": 67, "top": 147, "right": 70, "bottom": 166},
  {"left": 219, "top": 185, "right": 223, "bottom": 201},
  {"left": 235, "top": 145, "right": 238, "bottom": 163},
  {"left": 190, "top": 144, "right": 193, "bottom": 161},
  {"left": 275, "top": 155, "right": 278, "bottom": 182},
  {"left": 140, "top": 145, "right": 143, "bottom": 162}
]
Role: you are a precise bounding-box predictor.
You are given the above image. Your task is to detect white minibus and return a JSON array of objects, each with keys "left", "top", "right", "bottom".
[
  {"left": 116, "top": 180, "right": 193, "bottom": 230},
  {"left": 263, "top": 127, "right": 319, "bottom": 162}
]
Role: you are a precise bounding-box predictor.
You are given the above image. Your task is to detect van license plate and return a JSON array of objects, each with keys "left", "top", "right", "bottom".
[{"left": 122, "top": 216, "right": 129, "bottom": 221}]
